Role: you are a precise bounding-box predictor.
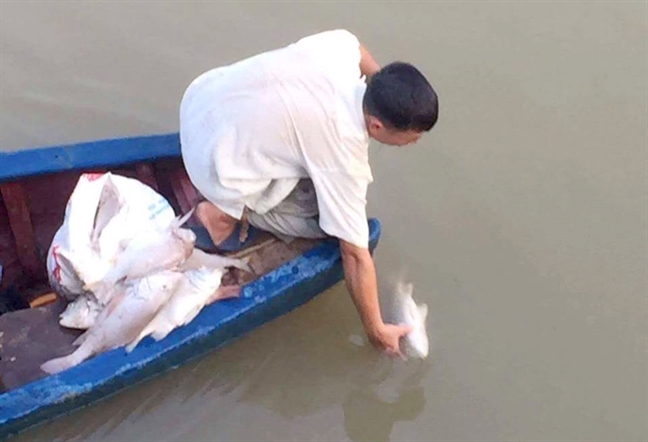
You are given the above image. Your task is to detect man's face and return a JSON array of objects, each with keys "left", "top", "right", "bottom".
[
  {"left": 366, "top": 116, "right": 423, "bottom": 146},
  {"left": 373, "top": 128, "right": 423, "bottom": 146}
]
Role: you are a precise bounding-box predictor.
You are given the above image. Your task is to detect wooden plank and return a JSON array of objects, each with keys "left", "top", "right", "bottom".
[
  {"left": 28, "top": 292, "right": 58, "bottom": 308},
  {"left": 169, "top": 166, "right": 201, "bottom": 221},
  {"left": 0, "top": 183, "right": 43, "bottom": 281},
  {"left": 135, "top": 163, "right": 159, "bottom": 191}
]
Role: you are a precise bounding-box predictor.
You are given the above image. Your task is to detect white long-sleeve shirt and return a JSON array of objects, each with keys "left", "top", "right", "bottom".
[{"left": 180, "top": 29, "right": 373, "bottom": 247}]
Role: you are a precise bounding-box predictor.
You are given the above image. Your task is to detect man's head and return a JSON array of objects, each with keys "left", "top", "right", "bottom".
[{"left": 363, "top": 62, "right": 438, "bottom": 146}]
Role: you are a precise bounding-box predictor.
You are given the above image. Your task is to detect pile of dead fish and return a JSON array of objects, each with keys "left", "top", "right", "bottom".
[{"left": 40, "top": 173, "right": 249, "bottom": 374}]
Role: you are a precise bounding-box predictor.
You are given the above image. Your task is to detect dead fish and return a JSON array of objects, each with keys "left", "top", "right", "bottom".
[
  {"left": 41, "top": 271, "right": 183, "bottom": 374},
  {"left": 59, "top": 283, "right": 124, "bottom": 329},
  {"left": 127, "top": 267, "right": 240, "bottom": 351},
  {"left": 59, "top": 294, "right": 103, "bottom": 329},
  {"left": 393, "top": 282, "right": 429, "bottom": 359},
  {"left": 180, "top": 248, "right": 252, "bottom": 274},
  {"left": 85, "top": 210, "right": 196, "bottom": 291}
]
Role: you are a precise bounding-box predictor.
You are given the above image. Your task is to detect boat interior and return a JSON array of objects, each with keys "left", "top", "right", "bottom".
[{"left": 0, "top": 158, "right": 323, "bottom": 391}]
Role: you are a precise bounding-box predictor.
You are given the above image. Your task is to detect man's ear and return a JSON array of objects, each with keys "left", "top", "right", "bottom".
[{"left": 367, "top": 115, "right": 384, "bottom": 132}]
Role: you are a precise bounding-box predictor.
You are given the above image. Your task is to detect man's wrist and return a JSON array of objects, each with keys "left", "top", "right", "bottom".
[{"left": 365, "top": 320, "right": 386, "bottom": 339}]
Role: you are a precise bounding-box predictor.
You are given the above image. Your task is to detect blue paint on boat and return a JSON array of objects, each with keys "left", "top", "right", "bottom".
[
  {"left": 0, "top": 133, "right": 181, "bottom": 182},
  {"left": 0, "top": 134, "right": 383, "bottom": 439}
]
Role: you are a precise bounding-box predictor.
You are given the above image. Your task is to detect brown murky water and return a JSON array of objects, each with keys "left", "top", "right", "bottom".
[{"left": 1, "top": 2, "right": 646, "bottom": 441}]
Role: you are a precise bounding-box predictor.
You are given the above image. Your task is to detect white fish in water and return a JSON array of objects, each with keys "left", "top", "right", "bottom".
[
  {"left": 41, "top": 272, "right": 183, "bottom": 374},
  {"left": 393, "top": 282, "right": 429, "bottom": 359},
  {"left": 85, "top": 211, "right": 196, "bottom": 293},
  {"left": 127, "top": 267, "right": 240, "bottom": 351}
]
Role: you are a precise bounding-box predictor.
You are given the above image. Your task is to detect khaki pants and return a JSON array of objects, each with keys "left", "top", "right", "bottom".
[{"left": 245, "top": 179, "right": 327, "bottom": 242}]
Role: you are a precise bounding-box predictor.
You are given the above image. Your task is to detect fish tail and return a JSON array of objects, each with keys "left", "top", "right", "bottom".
[
  {"left": 124, "top": 338, "right": 141, "bottom": 353},
  {"left": 230, "top": 256, "right": 253, "bottom": 274},
  {"left": 150, "top": 324, "right": 174, "bottom": 342},
  {"left": 126, "top": 321, "right": 156, "bottom": 353},
  {"left": 40, "top": 345, "right": 93, "bottom": 374},
  {"left": 73, "top": 330, "right": 89, "bottom": 346}
]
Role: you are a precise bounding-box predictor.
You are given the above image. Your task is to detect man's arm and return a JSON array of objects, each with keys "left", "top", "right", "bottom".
[
  {"left": 340, "top": 240, "right": 411, "bottom": 356},
  {"left": 359, "top": 43, "right": 380, "bottom": 78}
]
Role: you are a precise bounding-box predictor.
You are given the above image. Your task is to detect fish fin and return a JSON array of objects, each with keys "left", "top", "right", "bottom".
[
  {"left": 181, "top": 249, "right": 252, "bottom": 274},
  {"left": 182, "top": 308, "right": 202, "bottom": 326},
  {"left": 418, "top": 303, "right": 428, "bottom": 322},
  {"left": 40, "top": 356, "right": 76, "bottom": 375},
  {"left": 150, "top": 323, "right": 175, "bottom": 342},
  {"left": 207, "top": 285, "right": 241, "bottom": 304},
  {"left": 73, "top": 330, "right": 90, "bottom": 346},
  {"left": 96, "top": 288, "right": 126, "bottom": 318},
  {"left": 396, "top": 281, "right": 414, "bottom": 297},
  {"left": 125, "top": 329, "right": 148, "bottom": 353},
  {"left": 91, "top": 176, "right": 122, "bottom": 244},
  {"left": 234, "top": 256, "right": 253, "bottom": 274},
  {"left": 40, "top": 345, "right": 93, "bottom": 374},
  {"left": 128, "top": 314, "right": 166, "bottom": 351},
  {"left": 173, "top": 208, "right": 196, "bottom": 229}
]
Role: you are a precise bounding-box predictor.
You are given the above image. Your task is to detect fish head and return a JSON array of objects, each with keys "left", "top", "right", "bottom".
[{"left": 59, "top": 296, "right": 101, "bottom": 329}]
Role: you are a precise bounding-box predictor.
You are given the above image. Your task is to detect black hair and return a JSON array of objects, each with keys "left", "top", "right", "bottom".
[{"left": 363, "top": 62, "right": 438, "bottom": 132}]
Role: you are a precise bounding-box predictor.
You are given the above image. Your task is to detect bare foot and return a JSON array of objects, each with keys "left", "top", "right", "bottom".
[{"left": 195, "top": 201, "right": 238, "bottom": 246}]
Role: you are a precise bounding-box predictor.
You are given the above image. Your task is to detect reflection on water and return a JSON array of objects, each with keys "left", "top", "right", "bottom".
[
  {"left": 344, "top": 359, "right": 428, "bottom": 442},
  {"left": 344, "top": 386, "right": 425, "bottom": 442}
]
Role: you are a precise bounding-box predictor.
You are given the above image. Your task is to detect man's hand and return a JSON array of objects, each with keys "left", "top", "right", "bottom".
[
  {"left": 340, "top": 239, "right": 412, "bottom": 358},
  {"left": 367, "top": 322, "right": 413, "bottom": 358}
]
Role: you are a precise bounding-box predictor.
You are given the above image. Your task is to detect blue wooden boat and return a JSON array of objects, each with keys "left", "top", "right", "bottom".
[{"left": 0, "top": 133, "right": 381, "bottom": 439}]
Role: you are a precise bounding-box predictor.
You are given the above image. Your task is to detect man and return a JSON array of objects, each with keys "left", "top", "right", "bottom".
[{"left": 180, "top": 29, "right": 438, "bottom": 357}]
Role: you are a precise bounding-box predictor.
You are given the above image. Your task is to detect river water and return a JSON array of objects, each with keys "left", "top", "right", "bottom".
[{"left": 1, "top": 2, "right": 646, "bottom": 441}]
